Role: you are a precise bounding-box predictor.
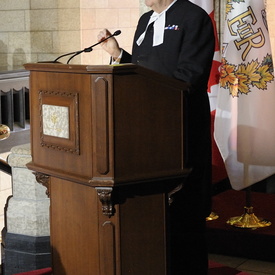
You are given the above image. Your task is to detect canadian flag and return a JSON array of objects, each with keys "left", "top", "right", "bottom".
[
  {"left": 189, "top": 0, "right": 220, "bottom": 111},
  {"left": 189, "top": 0, "right": 227, "bottom": 185}
]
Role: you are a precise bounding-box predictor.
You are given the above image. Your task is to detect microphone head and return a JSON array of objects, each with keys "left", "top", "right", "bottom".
[{"left": 113, "top": 30, "right": 121, "bottom": 36}]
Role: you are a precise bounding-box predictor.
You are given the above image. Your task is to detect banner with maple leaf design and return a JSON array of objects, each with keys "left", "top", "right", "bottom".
[
  {"left": 189, "top": 0, "right": 221, "bottom": 111},
  {"left": 214, "top": 0, "right": 275, "bottom": 190}
]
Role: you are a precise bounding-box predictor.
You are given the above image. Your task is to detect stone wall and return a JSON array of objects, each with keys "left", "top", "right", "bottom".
[
  {"left": 0, "top": 0, "right": 140, "bottom": 70},
  {"left": 0, "top": 0, "right": 81, "bottom": 70},
  {"left": 80, "top": 0, "right": 140, "bottom": 65}
]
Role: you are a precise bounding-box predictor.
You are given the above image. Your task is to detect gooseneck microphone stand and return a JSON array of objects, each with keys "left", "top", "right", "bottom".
[{"left": 53, "top": 30, "right": 121, "bottom": 64}]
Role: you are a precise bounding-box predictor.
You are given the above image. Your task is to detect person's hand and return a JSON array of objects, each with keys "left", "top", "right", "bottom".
[{"left": 97, "top": 29, "right": 121, "bottom": 60}]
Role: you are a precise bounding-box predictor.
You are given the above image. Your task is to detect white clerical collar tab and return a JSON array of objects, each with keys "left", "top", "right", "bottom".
[
  {"left": 136, "top": 0, "right": 177, "bottom": 47},
  {"left": 152, "top": 11, "right": 165, "bottom": 46}
]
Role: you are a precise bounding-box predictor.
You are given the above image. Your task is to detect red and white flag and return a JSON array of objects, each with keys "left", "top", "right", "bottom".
[
  {"left": 189, "top": 0, "right": 221, "bottom": 111},
  {"left": 214, "top": 0, "right": 275, "bottom": 190}
]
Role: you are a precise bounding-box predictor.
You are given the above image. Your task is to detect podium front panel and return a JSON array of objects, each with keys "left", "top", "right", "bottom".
[{"left": 26, "top": 64, "right": 188, "bottom": 187}]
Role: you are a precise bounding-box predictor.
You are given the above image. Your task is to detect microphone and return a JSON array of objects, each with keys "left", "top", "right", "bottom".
[
  {"left": 67, "top": 30, "right": 121, "bottom": 64},
  {"left": 53, "top": 30, "right": 121, "bottom": 63},
  {"left": 83, "top": 30, "right": 121, "bottom": 53},
  {"left": 53, "top": 30, "right": 121, "bottom": 64}
]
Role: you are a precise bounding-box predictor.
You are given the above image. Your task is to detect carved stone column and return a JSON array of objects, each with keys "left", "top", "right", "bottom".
[{"left": 2, "top": 143, "right": 51, "bottom": 275}]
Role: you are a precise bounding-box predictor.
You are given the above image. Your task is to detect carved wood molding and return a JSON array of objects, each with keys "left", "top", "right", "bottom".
[
  {"left": 93, "top": 77, "right": 110, "bottom": 175},
  {"left": 33, "top": 172, "right": 50, "bottom": 198},
  {"left": 96, "top": 188, "right": 114, "bottom": 217},
  {"left": 100, "top": 221, "right": 116, "bottom": 275}
]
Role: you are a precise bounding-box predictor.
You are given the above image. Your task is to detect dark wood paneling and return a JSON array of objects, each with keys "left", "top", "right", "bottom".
[{"left": 50, "top": 177, "right": 101, "bottom": 275}]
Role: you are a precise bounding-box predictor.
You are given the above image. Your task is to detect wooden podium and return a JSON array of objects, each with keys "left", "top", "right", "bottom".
[{"left": 24, "top": 63, "right": 190, "bottom": 275}]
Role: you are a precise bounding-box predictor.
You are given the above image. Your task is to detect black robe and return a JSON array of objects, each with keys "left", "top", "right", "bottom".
[
  {"left": 120, "top": 1, "right": 215, "bottom": 274},
  {"left": 121, "top": 0, "right": 215, "bottom": 168}
]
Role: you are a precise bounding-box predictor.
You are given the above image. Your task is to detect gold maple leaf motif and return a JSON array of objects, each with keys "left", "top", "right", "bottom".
[
  {"left": 220, "top": 55, "right": 274, "bottom": 97},
  {"left": 255, "top": 64, "right": 274, "bottom": 89},
  {"left": 226, "top": 2, "right": 233, "bottom": 15},
  {"left": 229, "top": 74, "right": 249, "bottom": 97},
  {"left": 220, "top": 58, "right": 236, "bottom": 87},
  {"left": 238, "top": 61, "right": 261, "bottom": 84},
  {"left": 225, "top": 0, "right": 246, "bottom": 17},
  {"left": 229, "top": 78, "right": 239, "bottom": 97}
]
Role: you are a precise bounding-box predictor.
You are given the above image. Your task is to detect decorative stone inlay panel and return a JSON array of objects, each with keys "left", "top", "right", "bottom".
[{"left": 42, "top": 104, "right": 69, "bottom": 139}]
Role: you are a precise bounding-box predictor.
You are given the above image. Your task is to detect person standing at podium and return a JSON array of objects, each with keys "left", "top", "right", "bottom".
[{"left": 98, "top": 0, "right": 215, "bottom": 274}]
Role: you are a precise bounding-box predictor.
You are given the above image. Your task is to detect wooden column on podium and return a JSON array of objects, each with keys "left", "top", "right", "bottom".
[{"left": 24, "top": 63, "right": 190, "bottom": 275}]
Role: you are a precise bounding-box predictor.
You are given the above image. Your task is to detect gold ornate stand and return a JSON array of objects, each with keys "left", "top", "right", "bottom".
[
  {"left": 0, "top": 124, "right": 10, "bottom": 140},
  {"left": 206, "top": 211, "right": 219, "bottom": 221},
  {"left": 227, "top": 188, "right": 271, "bottom": 228}
]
